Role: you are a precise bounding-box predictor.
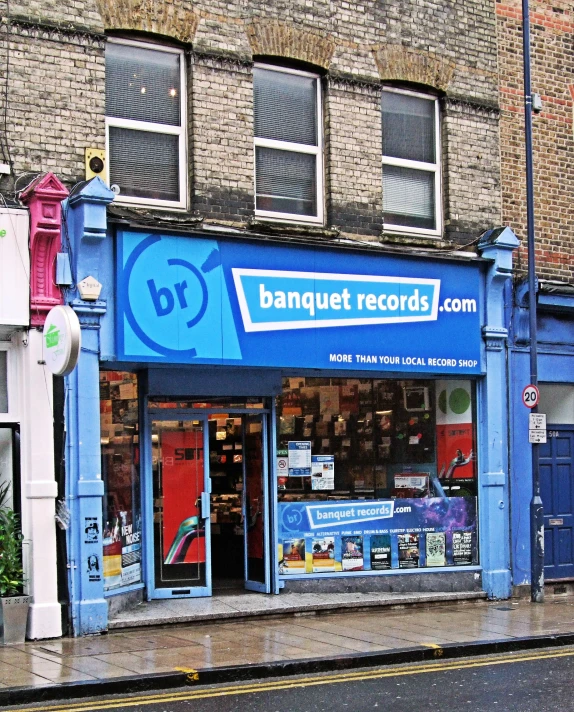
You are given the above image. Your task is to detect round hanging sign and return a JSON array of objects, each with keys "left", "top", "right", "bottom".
[{"left": 42, "top": 305, "right": 81, "bottom": 376}]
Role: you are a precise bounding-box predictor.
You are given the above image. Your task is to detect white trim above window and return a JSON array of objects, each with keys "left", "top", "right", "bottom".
[
  {"left": 382, "top": 87, "right": 442, "bottom": 237},
  {"left": 105, "top": 38, "right": 187, "bottom": 210},
  {"left": 253, "top": 64, "right": 324, "bottom": 224}
]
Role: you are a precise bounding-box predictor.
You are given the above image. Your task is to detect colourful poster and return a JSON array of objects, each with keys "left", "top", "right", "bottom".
[
  {"left": 370, "top": 534, "right": 392, "bottom": 570},
  {"left": 426, "top": 532, "right": 446, "bottom": 567},
  {"left": 311, "top": 537, "right": 336, "bottom": 572},
  {"left": 341, "top": 536, "right": 364, "bottom": 571},
  {"left": 280, "top": 538, "right": 306, "bottom": 574},
  {"left": 161, "top": 430, "right": 206, "bottom": 565},
  {"left": 435, "top": 380, "right": 475, "bottom": 479}
]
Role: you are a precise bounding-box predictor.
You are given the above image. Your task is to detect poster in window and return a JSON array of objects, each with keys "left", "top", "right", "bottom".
[
  {"left": 311, "top": 537, "right": 336, "bottom": 572},
  {"left": 370, "top": 534, "right": 392, "bottom": 570},
  {"left": 398, "top": 533, "right": 419, "bottom": 568},
  {"left": 341, "top": 536, "right": 364, "bottom": 571},
  {"left": 319, "top": 386, "right": 340, "bottom": 419},
  {"left": 452, "top": 530, "right": 473, "bottom": 565},
  {"left": 161, "top": 429, "right": 206, "bottom": 565},
  {"left": 280, "top": 538, "right": 305, "bottom": 574},
  {"left": 425, "top": 532, "right": 446, "bottom": 567}
]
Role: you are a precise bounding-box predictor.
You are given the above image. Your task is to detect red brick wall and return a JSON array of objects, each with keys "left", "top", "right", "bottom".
[{"left": 497, "top": 0, "right": 574, "bottom": 282}]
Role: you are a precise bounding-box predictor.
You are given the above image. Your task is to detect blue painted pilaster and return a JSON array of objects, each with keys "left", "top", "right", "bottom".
[
  {"left": 477, "top": 227, "right": 520, "bottom": 599},
  {"left": 63, "top": 178, "right": 115, "bottom": 636}
]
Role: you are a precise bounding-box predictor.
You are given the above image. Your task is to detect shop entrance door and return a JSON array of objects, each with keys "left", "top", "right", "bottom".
[
  {"left": 147, "top": 408, "right": 272, "bottom": 598},
  {"left": 150, "top": 416, "right": 211, "bottom": 598},
  {"left": 243, "top": 413, "right": 270, "bottom": 593},
  {"left": 540, "top": 427, "right": 574, "bottom": 580}
]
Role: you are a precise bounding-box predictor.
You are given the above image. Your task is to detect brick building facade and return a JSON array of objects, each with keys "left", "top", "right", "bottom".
[{"left": 1, "top": 0, "right": 502, "bottom": 244}]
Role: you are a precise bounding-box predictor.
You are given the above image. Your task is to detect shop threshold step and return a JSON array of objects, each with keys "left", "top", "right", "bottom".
[{"left": 109, "top": 590, "right": 487, "bottom": 630}]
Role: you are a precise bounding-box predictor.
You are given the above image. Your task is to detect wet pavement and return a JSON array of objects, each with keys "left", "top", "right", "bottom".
[{"left": 1, "top": 594, "right": 574, "bottom": 693}]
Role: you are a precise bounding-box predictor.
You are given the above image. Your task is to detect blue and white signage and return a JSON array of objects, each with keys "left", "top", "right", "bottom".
[
  {"left": 288, "top": 441, "right": 312, "bottom": 476},
  {"left": 116, "top": 230, "right": 483, "bottom": 373}
]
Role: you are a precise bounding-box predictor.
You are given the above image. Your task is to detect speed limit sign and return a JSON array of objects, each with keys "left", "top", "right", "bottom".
[{"left": 522, "top": 384, "right": 539, "bottom": 409}]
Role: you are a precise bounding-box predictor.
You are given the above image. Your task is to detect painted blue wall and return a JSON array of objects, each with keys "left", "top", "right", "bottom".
[
  {"left": 510, "top": 292, "right": 574, "bottom": 587},
  {"left": 63, "top": 178, "right": 115, "bottom": 636}
]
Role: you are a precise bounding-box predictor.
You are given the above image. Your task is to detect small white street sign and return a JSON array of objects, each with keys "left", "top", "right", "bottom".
[
  {"left": 529, "top": 413, "right": 546, "bottom": 430},
  {"left": 529, "top": 412, "right": 547, "bottom": 444}
]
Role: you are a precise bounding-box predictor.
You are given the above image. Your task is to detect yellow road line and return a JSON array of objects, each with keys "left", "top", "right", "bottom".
[{"left": 15, "top": 646, "right": 574, "bottom": 712}]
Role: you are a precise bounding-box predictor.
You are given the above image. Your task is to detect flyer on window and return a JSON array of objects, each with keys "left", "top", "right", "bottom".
[
  {"left": 341, "top": 536, "right": 364, "bottom": 571},
  {"left": 452, "top": 530, "right": 473, "bottom": 565},
  {"left": 370, "top": 534, "right": 392, "bottom": 570},
  {"left": 398, "top": 533, "right": 419, "bottom": 568},
  {"left": 425, "top": 532, "right": 446, "bottom": 567},
  {"left": 311, "top": 454, "right": 335, "bottom": 490}
]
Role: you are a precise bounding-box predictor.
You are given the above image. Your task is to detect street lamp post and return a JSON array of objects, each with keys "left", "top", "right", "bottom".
[{"left": 522, "top": 0, "right": 544, "bottom": 603}]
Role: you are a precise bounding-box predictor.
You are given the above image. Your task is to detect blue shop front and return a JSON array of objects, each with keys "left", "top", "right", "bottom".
[{"left": 62, "top": 182, "right": 519, "bottom": 635}]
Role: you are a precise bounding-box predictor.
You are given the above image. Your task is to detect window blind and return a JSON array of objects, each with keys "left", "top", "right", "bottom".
[
  {"left": 106, "top": 43, "right": 181, "bottom": 127},
  {"left": 382, "top": 92, "right": 435, "bottom": 164},
  {"left": 109, "top": 127, "right": 180, "bottom": 202},
  {"left": 254, "top": 68, "right": 317, "bottom": 146},
  {"left": 256, "top": 147, "right": 316, "bottom": 216},
  {"left": 383, "top": 165, "right": 435, "bottom": 225}
]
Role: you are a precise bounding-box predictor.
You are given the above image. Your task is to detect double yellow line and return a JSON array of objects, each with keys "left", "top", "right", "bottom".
[{"left": 13, "top": 646, "right": 574, "bottom": 712}]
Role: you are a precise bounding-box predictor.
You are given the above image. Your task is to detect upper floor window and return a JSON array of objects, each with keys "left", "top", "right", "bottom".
[
  {"left": 382, "top": 88, "right": 441, "bottom": 236},
  {"left": 105, "top": 39, "right": 187, "bottom": 209},
  {"left": 253, "top": 65, "right": 323, "bottom": 223}
]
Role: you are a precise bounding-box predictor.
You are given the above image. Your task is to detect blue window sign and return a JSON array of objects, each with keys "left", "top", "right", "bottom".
[{"left": 288, "top": 441, "right": 312, "bottom": 476}]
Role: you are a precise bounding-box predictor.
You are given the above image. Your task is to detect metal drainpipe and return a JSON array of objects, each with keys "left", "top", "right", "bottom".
[{"left": 522, "top": 0, "right": 544, "bottom": 602}]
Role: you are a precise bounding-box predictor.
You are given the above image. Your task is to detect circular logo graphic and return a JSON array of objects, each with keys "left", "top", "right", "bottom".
[
  {"left": 122, "top": 235, "right": 210, "bottom": 357},
  {"left": 281, "top": 505, "right": 304, "bottom": 533}
]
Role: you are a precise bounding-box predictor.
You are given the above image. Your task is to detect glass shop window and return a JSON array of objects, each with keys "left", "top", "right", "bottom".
[
  {"left": 277, "top": 377, "right": 477, "bottom": 500},
  {"left": 100, "top": 371, "right": 142, "bottom": 592}
]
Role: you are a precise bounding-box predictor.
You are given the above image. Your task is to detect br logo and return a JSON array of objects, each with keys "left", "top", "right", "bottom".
[
  {"left": 281, "top": 505, "right": 304, "bottom": 533},
  {"left": 122, "top": 234, "right": 221, "bottom": 358}
]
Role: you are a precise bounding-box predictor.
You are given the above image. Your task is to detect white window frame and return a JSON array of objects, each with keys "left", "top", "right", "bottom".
[
  {"left": 105, "top": 37, "right": 188, "bottom": 210},
  {"left": 253, "top": 64, "right": 324, "bottom": 225},
  {"left": 382, "top": 87, "right": 442, "bottom": 237},
  {"left": 0, "top": 343, "right": 16, "bottom": 423}
]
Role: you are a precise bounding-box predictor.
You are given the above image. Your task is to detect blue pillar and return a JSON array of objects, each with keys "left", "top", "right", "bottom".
[
  {"left": 63, "top": 178, "right": 115, "bottom": 636},
  {"left": 477, "top": 227, "right": 520, "bottom": 599}
]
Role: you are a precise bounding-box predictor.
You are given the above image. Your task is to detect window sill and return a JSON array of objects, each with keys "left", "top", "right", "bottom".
[
  {"left": 380, "top": 231, "right": 454, "bottom": 250},
  {"left": 248, "top": 217, "right": 340, "bottom": 240}
]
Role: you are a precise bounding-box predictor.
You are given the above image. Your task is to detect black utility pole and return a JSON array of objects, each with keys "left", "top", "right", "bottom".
[{"left": 522, "top": 0, "right": 544, "bottom": 602}]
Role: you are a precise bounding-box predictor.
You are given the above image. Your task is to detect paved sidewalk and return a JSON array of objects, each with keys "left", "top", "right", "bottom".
[{"left": 2, "top": 595, "right": 574, "bottom": 705}]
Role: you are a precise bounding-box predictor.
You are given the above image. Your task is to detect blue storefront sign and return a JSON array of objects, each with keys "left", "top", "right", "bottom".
[{"left": 116, "top": 230, "right": 483, "bottom": 374}]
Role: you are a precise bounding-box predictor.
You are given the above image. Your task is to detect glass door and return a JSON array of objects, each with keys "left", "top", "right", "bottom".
[
  {"left": 243, "top": 413, "right": 270, "bottom": 593},
  {"left": 151, "top": 416, "right": 211, "bottom": 598}
]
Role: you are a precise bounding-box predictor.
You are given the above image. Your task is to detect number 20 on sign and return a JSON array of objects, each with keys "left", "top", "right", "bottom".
[{"left": 522, "top": 384, "right": 539, "bottom": 409}]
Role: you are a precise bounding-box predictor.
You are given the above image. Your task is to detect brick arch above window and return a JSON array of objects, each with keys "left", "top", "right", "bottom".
[
  {"left": 246, "top": 21, "right": 335, "bottom": 71},
  {"left": 94, "top": 0, "right": 199, "bottom": 44},
  {"left": 373, "top": 47, "right": 455, "bottom": 93}
]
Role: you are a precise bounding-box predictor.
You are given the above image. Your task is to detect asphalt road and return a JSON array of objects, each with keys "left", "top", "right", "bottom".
[{"left": 10, "top": 646, "right": 574, "bottom": 712}]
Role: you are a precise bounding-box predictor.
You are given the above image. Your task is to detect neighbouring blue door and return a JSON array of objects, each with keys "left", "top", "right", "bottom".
[{"left": 540, "top": 427, "right": 574, "bottom": 580}]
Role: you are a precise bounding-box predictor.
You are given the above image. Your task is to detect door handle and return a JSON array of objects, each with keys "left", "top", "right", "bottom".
[{"left": 201, "top": 491, "right": 211, "bottom": 519}]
